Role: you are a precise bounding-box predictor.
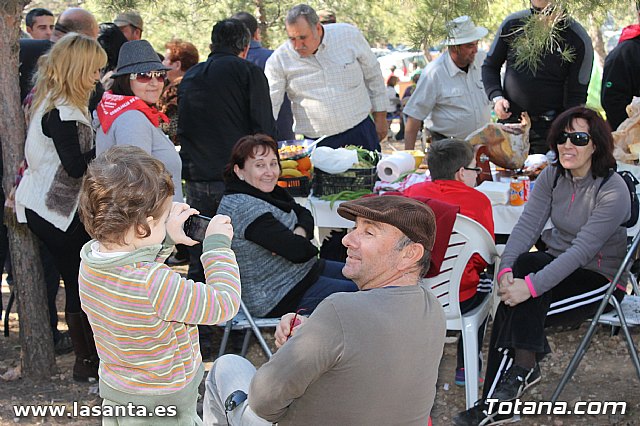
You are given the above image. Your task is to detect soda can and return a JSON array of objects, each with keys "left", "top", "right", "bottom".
[
  {"left": 510, "top": 177, "right": 525, "bottom": 206},
  {"left": 518, "top": 176, "right": 531, "bottom": 201}
]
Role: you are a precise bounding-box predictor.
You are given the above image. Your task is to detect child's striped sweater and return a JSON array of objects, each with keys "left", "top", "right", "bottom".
[{"left": 79, "top": 234, "right": 240, "bottom": 397}]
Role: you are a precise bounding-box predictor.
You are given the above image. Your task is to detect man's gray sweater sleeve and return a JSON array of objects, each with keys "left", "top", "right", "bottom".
[{"left": 248, "top": 300, "right": 344, "bottom": 422}]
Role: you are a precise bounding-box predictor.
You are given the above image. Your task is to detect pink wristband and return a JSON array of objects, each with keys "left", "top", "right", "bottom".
[
  {"left": 524, "top": 275, "right": 538, "bottom": 298},
  {"left": 497, "top": 268, "right": 512, "bottom": 282}
]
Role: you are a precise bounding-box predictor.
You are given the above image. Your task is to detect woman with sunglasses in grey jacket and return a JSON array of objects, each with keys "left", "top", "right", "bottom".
[{"left": 455, "top": 106, "right": 631, "bottom": 425}]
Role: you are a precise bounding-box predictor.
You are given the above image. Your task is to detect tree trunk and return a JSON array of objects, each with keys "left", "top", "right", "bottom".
[
  {"left": 0, "top": 0, "right": 56, "bottom": 379},
  {"left": 589, "top": 20, "right": 606, "bottom": 68}
]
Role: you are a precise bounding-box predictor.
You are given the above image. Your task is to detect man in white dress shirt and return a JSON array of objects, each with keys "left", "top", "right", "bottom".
[
  {"left": 265, "top": 4, "right": 387, "bottom": 151},
  {"left": 404, "top": 16, "right": 492, "bottom": 149}
]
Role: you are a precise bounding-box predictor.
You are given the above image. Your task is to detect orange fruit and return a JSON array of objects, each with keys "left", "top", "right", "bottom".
[{"left": 296, "top": 156, "right": 312, "bottom": 171}]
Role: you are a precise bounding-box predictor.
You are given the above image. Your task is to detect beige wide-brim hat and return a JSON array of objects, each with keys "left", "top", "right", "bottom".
[{"left": 444, "top": 15, "right": 488, "bottom": 46}]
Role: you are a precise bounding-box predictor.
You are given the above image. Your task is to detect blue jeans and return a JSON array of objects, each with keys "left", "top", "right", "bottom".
[
  {"left": 307, "top": 117, "right": 381, "bottom": 152},
  {"left": 184, "top": 180, "right": 225, "bottom": 282},
  {"left": 297, "top": 260, "right": 358, "bottom": 313}
]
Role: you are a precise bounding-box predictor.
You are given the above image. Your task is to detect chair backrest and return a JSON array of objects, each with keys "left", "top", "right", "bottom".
[{"left": 423, "top": 214, "right": 498, "bottom": 322}]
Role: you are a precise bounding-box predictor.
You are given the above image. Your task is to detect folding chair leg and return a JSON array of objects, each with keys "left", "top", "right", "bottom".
[
  {"left": 240, "top": 301, "right": 273, "bottom": 359},
  {"left": 551, "top": 303, "right": 605, "bottom": 403},
  {"left": 611, "top": 297, "right": 640, "bottom": 381},
  {"left": 553, "top": 231, "right": 640, "bottom": 402},
  {"left": 218, "top": 320, "right": 233, "bottom": 358},
  {"left": 240, "top": 330, "right": 251, "bottom": 357}
]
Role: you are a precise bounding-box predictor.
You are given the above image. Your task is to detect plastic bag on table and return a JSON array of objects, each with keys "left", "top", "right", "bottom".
[{"left": 310, "top": 147, "right": 358, "bottom": 174}]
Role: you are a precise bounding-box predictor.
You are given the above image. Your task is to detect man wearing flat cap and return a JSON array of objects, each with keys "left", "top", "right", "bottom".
[
  {"left": 114, "top": 11, "right": 143, "bottom": 41},
  {"left": 203, "top": 195, "right": 446, "bottom": 426},
  {"left": 404, "top": 15, "right": 491, "bottom": 148}
]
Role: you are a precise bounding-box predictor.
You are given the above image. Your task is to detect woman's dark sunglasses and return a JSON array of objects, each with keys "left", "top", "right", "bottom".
[
  {"left": 129, "top": 71, "right": 167, "bottom": 83},
  {"left": 558, "top": 131, "right": 591, "bottom": 147}
]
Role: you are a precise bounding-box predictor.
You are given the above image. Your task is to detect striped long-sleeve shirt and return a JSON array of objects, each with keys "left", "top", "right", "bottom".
[{"left": 79, "top": 234, "right": 240, "bottom": 396}]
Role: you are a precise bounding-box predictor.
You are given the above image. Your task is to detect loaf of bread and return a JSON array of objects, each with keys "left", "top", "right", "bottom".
[{"left": 613, "top": 97, "right": 640, "bottom": 164}]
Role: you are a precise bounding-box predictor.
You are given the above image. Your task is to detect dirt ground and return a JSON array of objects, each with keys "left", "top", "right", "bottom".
[{"left": 2, "top": 276, "right": 640, "bottom": 425}]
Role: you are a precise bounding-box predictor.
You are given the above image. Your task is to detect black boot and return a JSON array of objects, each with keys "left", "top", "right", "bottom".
[{"left": 65, "top": 311, "right": 99, "bottom": 382}]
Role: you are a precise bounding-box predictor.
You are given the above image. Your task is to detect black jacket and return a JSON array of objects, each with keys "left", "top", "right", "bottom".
[
  {"left": 482, "top": 9, "right": 593, "bottom": 117},
  {"left": 177, "top": 48, "right": 276, "bottom": 182},
  {"left": 19, "top": 39, "right": 103, "bottom": 113},
  {"left": 19, "top": 39, "right": 52, "bottom": 101},
  {"left": 602, "top": 36, "right": 640, "bottom": 131}
]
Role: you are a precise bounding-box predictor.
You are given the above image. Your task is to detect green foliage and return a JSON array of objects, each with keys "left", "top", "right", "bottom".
[
  {"left": 510, "top": 6, "right": 577, "bottom": 73},
  {"left": 411, "top": 0, "right": 638, "bottom": 70},
  {"left": 23, "top": 0, "right": 416, "bottom": 60},
  {"left": 21, "top": 0, "right": 640, "bottom": 63},
  {"left": 410, "top": 0, "right": 492, "bottom": 49}
]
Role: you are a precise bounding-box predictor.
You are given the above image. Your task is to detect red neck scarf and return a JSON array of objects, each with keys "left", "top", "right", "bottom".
[
  {"left": 97, "top": 91, "right": 169, "bottom": 133},
  {"left": 619, "top": 24, "right": 640, "bottom": 44}
]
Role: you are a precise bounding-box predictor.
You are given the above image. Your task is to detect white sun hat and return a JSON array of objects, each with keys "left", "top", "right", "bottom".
[{"left": 444, "top": 15, "right": 488, "bottom": 46}]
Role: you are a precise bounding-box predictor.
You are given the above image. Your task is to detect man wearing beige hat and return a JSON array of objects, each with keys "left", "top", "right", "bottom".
[
  {"left": 203, "top": 195, "right": 446, "bottom": 426},
  {"left": 404, "top": 15, "right": 491, "bottom": 148},
  {"left": 114, "top": 11, "right": 143, "bottom": 41}
]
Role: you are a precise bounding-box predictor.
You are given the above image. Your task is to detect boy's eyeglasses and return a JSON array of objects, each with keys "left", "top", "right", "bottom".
[
  {"left": 464, "top": 166, "right": 482, "bottom": 174},
  {"left": 129, "top": 71, "right": 167, "bottom": 83},
  {"left": 558, "top": 131, "right": 591, "bottom": 147}
]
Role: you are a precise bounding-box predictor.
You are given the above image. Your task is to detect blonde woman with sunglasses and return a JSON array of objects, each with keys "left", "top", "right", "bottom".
[
  {"left": 14, "top": 32, "right": 106, "bottom": 383},
  {"left": 94, "top": 40, "right": 183, "bottom": 202},
  {"left": 454, "top": 106, "right": 631, "bottom": 425}
]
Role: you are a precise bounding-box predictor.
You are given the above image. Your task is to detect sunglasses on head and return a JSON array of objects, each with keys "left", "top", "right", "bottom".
[
  {"left": 558, "top": 131, "right": 591, "bottom": 146},
  {"left": 129, "top": 71, "right": 167, "bottom": 83}
]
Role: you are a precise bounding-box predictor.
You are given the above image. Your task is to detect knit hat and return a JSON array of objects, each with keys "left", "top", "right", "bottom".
[
  {"left": 111, "top": 40, "right": 170, "bottom": 77},
  {"left": 114, "top": 11, "right": 143, "bottom": 31},
  {"left": 337, "top": 195, "right": 436, "bottom": 251}
]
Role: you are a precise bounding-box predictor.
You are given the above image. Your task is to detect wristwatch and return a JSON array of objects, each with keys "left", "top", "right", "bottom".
[{"left": 492, "top": 96, "right": 504, "bottom": 105}]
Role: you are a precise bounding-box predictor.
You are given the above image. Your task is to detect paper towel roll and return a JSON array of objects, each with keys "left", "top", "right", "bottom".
[{"left": 377, "top": 152, "right": 416, "bottom": 182}]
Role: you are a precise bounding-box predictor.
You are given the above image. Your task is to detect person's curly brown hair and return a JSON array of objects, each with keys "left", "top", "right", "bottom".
[
  {"left": 164, "top": 39, "right": 199, "bottom": 72},
  {"left": 79, "top": 145, "right": 174, "bottom": 246}
]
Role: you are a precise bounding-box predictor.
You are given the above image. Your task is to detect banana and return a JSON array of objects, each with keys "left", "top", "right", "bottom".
[
  {"left": 280, "top": 160, "right": 299, "bottom": 169},
  {"left": 280, "top": 168, "right": 303, "bottom": 177}
]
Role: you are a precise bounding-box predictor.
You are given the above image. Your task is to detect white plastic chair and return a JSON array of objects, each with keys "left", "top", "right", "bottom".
[
  {"left": 422, "top": 214, "right": 499, "bottom": 409},
  {"left": 217, "top": 300, "right": 280, "bottom": 359}
]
